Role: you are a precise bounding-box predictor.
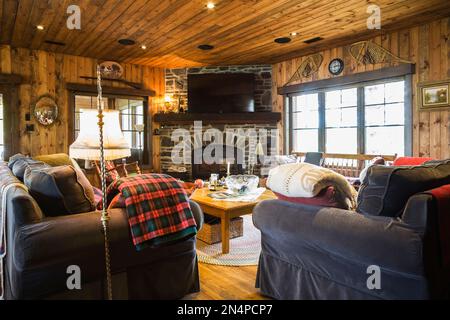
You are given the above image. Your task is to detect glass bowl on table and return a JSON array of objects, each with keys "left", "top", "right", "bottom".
[{"left": 225, "top": 175, "right": 259, "bottom": 195}]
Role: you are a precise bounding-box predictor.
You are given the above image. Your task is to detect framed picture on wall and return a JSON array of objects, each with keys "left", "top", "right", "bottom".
[{"left": 418, "top": 80, "right": 450, "bottom": 110}]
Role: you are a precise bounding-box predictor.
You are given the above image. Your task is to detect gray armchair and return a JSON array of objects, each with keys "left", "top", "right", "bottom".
[{"left": 253, "top": 194, "right": 445, "bottom": 300}]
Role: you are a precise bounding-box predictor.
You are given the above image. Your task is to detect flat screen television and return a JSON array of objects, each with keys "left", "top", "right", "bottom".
[{"left": 188, "top": 73, "right": 255, "bottom": 113}]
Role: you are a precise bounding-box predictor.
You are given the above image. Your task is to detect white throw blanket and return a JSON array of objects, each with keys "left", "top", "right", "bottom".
[
  {"left": 267, "top": 163, "right": 357, "bottom": 208},
  {"left": 0, "top": 182, "right": 28, "bottom": 300}
]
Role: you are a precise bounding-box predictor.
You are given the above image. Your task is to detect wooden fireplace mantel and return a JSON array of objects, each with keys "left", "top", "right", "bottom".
[{"left": 153, "top": 112, "right": 281, "bottom": 125}]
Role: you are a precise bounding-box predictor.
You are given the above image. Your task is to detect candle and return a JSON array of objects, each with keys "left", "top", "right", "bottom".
[{"left": 227, "top": 162, "right": 231, "bottom": 176}]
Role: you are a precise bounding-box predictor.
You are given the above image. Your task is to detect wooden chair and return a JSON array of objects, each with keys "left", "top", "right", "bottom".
[{"left": 94, "top": 160, "right": 142, "bottom": 185}]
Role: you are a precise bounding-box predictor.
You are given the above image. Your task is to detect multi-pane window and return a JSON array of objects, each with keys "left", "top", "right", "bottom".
[
  {"left": 291, "top": 93, "right": 319, "bottom": 152},
  {"left": 74, "top": 95, "right": 108, "bottom": 138},
  {"left": 325, "top": 88, "right": 358, "bottom": 154},
  {"left": 73, "top": 94, "right": 147, "bottom": 163},
  {"left": 74, "top": 95, "right": 144, "bottom": 151},
  {"left": 117, "top": 98, "right": 145, "bottom": 151},
  {"left": 364, "top": 81, "right": 405, "bottom": 155},
  {"left": 0, "top": 94, "right": 3, "bottom": 159},
  {"left": 289, "top": 79, "right": 408, "bottom": 156}
]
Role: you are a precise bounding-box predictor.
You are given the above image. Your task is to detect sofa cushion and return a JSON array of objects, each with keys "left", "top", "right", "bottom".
[
  {"left": 273, "top": 186, "right": 352, "bottom": 210},
  {"left": 357, "top": 159, "right": 450, "bottom": 217},
  {"left": 267, "top": 163, "right": 357, "bottom": 210},
  {"left": 34, "top": 153, "right": 83, "bottom": 171},
  {"left": 24, "top": 165, "right": 96, "bottom": 216},
  {"left": 9, "top": 156, "right": 50, "bottom": 181},
  {"left": 7, "top": 153, "right": 27, "bottom": 169}
]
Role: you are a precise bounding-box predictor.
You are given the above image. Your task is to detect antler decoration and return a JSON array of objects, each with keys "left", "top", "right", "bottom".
[
  {"left": 284, "top": 53, "right": 323, "bottom": 86},
  {"left": 349, "top": 41, "right": 412, "bottom": 65}
]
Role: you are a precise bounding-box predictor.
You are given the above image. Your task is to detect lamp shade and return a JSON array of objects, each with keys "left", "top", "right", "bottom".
[{"left": 69, "top": 109, "right": 131, "bottom": 160}]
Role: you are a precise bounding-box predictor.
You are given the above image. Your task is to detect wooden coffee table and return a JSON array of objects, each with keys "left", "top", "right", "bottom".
[{"left": 190, "top": 188, "right": 276, "bottom": 254}]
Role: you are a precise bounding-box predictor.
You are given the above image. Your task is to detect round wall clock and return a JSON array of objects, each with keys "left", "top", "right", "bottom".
[{"left": 328, "top": 58, "right": 344, "bottom": 75}]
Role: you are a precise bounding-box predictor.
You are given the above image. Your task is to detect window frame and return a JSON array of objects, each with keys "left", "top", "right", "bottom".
[
  {"left": 68, "top": 89, "right": 152, "bottom": 166},
  {"left": 0, "top": 75, "right": 21, "bottom": 160},
  {"left": 285, "top": 72, "right": 413, "bottom": 156}
]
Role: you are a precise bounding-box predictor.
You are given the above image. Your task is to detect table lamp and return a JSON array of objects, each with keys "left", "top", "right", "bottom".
[{"left": 69, "top": 67, "right": 130, "bottom": 300}]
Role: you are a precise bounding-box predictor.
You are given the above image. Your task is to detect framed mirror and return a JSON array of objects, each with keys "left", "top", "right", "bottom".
[{"left": 34, "top": 95, "right": 58, "bottom": 126}]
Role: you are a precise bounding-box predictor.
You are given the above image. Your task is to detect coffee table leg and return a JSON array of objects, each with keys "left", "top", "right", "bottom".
[{"left": 221, "top": 216, "right": 230, "bottom": 254}]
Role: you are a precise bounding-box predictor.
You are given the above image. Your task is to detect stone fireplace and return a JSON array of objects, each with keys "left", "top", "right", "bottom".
[{"left": 155, "top": 64, "right": 280, "bottom": 181}]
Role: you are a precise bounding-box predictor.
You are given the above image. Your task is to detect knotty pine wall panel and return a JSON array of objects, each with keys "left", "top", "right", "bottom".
[
  {"left": 272, "top": 17, "right": 450, "bottom": 159},
  {"left": 0, "top": 45, "right": 165, "bottom": 170}
]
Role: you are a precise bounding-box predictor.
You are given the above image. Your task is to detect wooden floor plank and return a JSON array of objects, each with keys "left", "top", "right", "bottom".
[{"left": 184, "top": 263, "right": 269, "bottom": 300}]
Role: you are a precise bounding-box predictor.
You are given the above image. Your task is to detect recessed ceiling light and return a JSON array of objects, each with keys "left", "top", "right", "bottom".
[
  {"left": 303, "top": 36, "right": 323, "bottom": 44},
  {"left": 36, "top": 25, "right": 44, "bottom": 30},
  {"left": 118, "top": 38, "right": 136, "bottom": 46},
  {"left": 44, "top": 40, "right": 66, "bottom": 46},
  {"left": 206, "top": 2, "right": 215, "bottom": 9},
  {"left": 290, "top": 32, "right": 298, "bottom": 36},
  {"left": 274, "top": 37, "right": 291, "bottom": 44},
  {"left": 141, "top": 45, "right": 147, "bottom": 50},
  {"left": 198, "top": 44, "right": 214, "bottom": 50}
]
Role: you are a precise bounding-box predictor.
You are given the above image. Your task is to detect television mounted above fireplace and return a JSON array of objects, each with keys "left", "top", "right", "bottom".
[{"left": 187, "top": 73, "right": 255, "bottom": 113}]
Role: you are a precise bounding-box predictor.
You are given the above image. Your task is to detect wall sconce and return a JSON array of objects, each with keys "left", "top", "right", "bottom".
[{"left": 163, "top": 94, "right": 182, "bottom": 113}]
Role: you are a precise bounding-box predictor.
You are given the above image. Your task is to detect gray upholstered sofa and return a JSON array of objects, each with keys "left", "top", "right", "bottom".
[
  {"left": 253, "top": 193, "right": 449, "bottom": 300},
  {"left": 0, "top": 159, "right": 204, "bottom": 300}
]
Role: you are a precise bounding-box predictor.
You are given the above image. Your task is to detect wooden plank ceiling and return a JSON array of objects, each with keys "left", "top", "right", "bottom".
[{"left": 1, "top": 0, "right": 449, "bottom": 68}]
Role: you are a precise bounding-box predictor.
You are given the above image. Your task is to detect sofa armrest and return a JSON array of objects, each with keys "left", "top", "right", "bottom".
[
  {"left": 13, "top": 209, "right": 127, "bottom": 269},
  {"left": 253, "top": 200, "right": 424, "bottom": 275},
  {"left": 189, "top": 200, "right": 204, "bottom": 231}
]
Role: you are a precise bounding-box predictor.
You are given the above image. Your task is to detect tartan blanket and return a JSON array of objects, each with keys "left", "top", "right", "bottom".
[{"left": 107, "top": 174, "right": 197, "bottom": 250}]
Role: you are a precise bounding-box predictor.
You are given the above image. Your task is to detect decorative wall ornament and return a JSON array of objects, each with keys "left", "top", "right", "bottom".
[
  {"left": 33, "top": 95, "right": 58, "bottom": 126},
  {"left": 284, "top": 53, "right": 323, "bottom": 86},
  {"left": 99, "top": 61, "right": 124, "bottom": 79},
  {"left": 349, "top": 41, "right": 412, "bottom": 65}
]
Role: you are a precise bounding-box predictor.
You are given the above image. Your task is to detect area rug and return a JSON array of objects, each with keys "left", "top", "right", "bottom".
[{"left": 196, "top": 215, "right": 261, "bottom": 266}]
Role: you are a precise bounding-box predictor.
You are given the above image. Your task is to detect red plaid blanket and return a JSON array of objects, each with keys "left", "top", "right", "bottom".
[{"left": 107, "top": 174, "right": 197, "bottom": 250}]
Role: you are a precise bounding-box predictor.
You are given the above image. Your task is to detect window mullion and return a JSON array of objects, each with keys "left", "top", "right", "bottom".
[
  {"left": 357, "top": 87, "right": 365, "bottom": 154},
  {"left": 318, "top": 92, "right": 325, "bottom": 152},
  {"left": 287, "top": 96, "right": 293, "bottom": 153}
]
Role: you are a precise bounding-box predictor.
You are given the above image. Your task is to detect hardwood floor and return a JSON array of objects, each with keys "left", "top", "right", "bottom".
[{"left": 185, "top": 263, "right": 269, "bottom": 300}]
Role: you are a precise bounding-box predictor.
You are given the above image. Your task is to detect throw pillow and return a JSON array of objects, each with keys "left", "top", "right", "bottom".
[
  {"left": 357, "top": 159, "right": 450, "bottom": 217},
  {"left": 10, "top": 156, "right": 50, "bottom": 181},
  {"left": 267, "top": 163, "right": 357, "bottom": 210},
  {"left": 24, "top": 165, "right": 96, "bottom": 216},
  {"left": 34, "top": 153, "right": 84, "bottom": 171},
  {"left": 393, "top": 156, "right": 434, "bottom": 166},
  {"left": 7, "top": 153, "right": 27, "bottom": 169},
  {"left": 273, "top": 186, "right": 351, "bottom": 209}
]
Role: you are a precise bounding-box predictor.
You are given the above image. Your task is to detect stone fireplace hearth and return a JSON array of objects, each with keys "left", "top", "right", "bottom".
[{"left": 157, "top": 122, "right": 279, "bottom": 181}]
